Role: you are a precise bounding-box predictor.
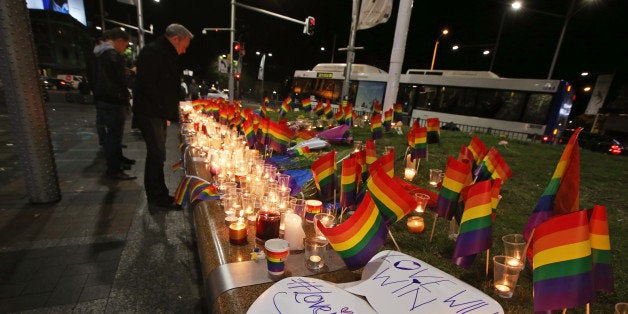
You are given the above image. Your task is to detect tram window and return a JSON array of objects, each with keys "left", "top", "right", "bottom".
[{"left": 522, "top": 94, "right": 552, "bottom": 124}]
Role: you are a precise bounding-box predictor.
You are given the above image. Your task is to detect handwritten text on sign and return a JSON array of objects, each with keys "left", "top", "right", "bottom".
[
  {"left": 345, "top": 251, "right": 503, "bottom": 314},
  {"left": 247, "top": 277, "right": 376, "bottom": 314}
]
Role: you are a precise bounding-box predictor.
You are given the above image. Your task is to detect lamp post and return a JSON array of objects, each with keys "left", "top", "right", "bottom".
[
  {"left": 490, "top": 1, "right": 522, "bottom": 72},
  {"left": 547, "top": 0, "right": 577, "bottom": 79},
  {"left": 430, "top": 28, "right": 449, "bottom": 70}
]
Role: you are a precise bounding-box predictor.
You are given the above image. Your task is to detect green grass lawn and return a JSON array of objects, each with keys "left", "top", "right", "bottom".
[{"left": 279, "top": 112, "right": 626, "bottom": 313}]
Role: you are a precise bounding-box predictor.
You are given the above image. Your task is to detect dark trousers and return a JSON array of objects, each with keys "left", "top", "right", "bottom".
[
  {"left": 96, "top": 108, "right": 106, "bottom": 146},
  {"left": 97, "top": 101, "right": 126, "bottom": 174},
  {"left": 135, "top": 114, "right": 169, "bottom": 203}
]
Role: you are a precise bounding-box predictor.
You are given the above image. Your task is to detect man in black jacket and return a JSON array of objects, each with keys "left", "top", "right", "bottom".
[
  {"left": 133, "top": 24, "right": 192, "bottom": 209},
  {"left": 93, "top": 28, "right": 135, "bottom": 180}
]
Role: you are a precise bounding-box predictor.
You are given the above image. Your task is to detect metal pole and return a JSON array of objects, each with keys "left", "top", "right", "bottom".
[
  {"left": 430, "top": 39, "right": 439, "bottom": 70},
  {"left": 0, "top": 0, "right": 61, "bottom": 203},
  {"left": 228, "top": 0, "right": 235, "bottom": 102},
  {"left": 341, "top": 0, "right": 360, "bottom": 102},
  {"left": 330, "top": 34, "right": 336, "bottom": 63},
  {"left": 547, "top": 0, "right": 576, "bottom": 79},
  {"left": 383, "top": 0, "right": 413, "bottom": 114},
  {"left": 99, "top": 0, "right": 106, "bottom": 30},
  {"left": 490, "top": 11, "right": 507, "bottom": 72},
  {"left": 136, "top": 0, "right": 145, "bottom": 49}
]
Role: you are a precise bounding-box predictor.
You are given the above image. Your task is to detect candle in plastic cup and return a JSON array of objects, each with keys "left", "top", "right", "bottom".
[
  {"left": 313, "top": 213, "right": 335, "bottom": 240},
  {"left": 429, "top": 169, "right": 443, "bottom": 187},
  {"left": 502, "top": 234, "right": 527, "bottom": 269},
  {"left": 414, "top": 193, "right": 430, "bottom": 213},
  {"left": 304, "top": 237, "right": 327, "bottom": 271},
  {"left": 493, "top": 255, "right": 523, "bottom": 298}
]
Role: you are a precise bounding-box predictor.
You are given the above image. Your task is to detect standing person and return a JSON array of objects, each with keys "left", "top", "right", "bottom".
[
  {"left": 133, "top": 23, "right": 193, "bottom": 209},
  {"left": 93, "top": 28, "right": 136, "bottom": 180},
  {"left": 180, "top": 78, "right": 188, "bottom": 101},
  {"left": 189, "top": 78, "right": 199, "bottom": 100}
]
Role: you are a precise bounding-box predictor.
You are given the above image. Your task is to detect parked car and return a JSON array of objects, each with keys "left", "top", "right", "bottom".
[
  {"left": 56, "top": 74, "right": 85, "bottom": 90},
  {"left": 205, "top": 89, "right": 229, "bottom": 101},
  {"left": 558, "top": 129, "right": 625, "bottom": 155},
  {"left": 40, "top": 76, "right": 71, "bottom": 91}
]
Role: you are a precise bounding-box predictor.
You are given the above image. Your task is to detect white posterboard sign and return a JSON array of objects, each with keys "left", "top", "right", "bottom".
[
  {"left": 345, "top": 250, "right": 504, "bottom": 314},
  {"left": 247, "top": 277, "right": 376, "bottom": 314}
]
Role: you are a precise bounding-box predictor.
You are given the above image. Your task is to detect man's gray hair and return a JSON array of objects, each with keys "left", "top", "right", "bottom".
[{"left": 165, "top": 24, "right": 194, "bottom": 40}]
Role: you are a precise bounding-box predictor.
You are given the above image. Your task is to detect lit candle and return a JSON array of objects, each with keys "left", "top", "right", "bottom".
[
  {"left": 494, "top": 284, "right": 510, "bottom": 293},
  {"left": 283, "top": 213, "right": 305, "bottom": 250},
  {"left": 507, "top": 258, "right": 522, "bottom": 267},
  {"left": 309, "top": 255, "right": 321, "bottom": 263},
  {"left": 307, "top": 254, "right": 322, "bottom": 269},
  {"left": 228, "top": 221, "right": 247, "bottom": 245},
  {"left": 404, "top": 167, "right": 416, "bottom": 181},
  {"left": 406, "top": 216, "right": 425, "bottom": 233}
]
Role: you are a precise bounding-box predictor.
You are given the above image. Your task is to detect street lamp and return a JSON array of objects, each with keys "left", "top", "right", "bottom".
[
  {"left": 490, "top": 1, "right": 522, "bottom": 72},
  {"left": 430, "top": 28, "right": 449, "bottom": 70}
]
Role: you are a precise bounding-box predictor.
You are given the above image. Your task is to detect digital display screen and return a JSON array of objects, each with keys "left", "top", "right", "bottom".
[{"left": 26, "top": 0, "right": 86, "bottom": 26}]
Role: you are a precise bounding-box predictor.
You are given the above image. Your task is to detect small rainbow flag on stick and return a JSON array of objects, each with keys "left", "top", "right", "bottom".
[
  {"left": 435, "top": 156, "right": 472, "bottom": 220},
  {"left": 370, "top": 113, "right": 383, "bottom": 140},
  {"left": 366, "top": 168, "right": 417, "bottom": 226},
  {"left": 340, "top": 157, "right": 361, "bottom": 208},
  {"left": 311, "top": 150, "right": 336, "bottom": 200},
  {"left": 452, "top": 180, "right": 496, "bottom": 269},
  {"left": 532, "top": 209, "right": 595, "bottom": 312},
  {"left": 589, "top": 204, "right": 614, "bottom": 292},
  {"left": 317, "top": 192, "right": 388, "bottom": 271},
  {"left": 426, "top": 118, "right": 440, "bottom": 144},
  {"left": 301, "top": 98, "right": 312, "bottom": 112}
]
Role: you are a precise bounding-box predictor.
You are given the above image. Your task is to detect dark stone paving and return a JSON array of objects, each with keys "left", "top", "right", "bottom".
[{"left": 0, "top": 98, "right": 204, "bottom": 312}]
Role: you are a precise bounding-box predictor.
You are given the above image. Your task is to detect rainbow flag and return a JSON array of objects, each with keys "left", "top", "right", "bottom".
[
  {"left": 293, "top": 145, "right": 311, "bottom": 157},
  {"left": 280, "top": 98, "right": 291, "bottom": 117},
  {"left": 370, "top": 113, "right": 383, "bottom": 140},
  {"left": 242, "top": 119, "right": 256, "bottom": 148},
  {"left": 369, "top": 149, "right": 394, "bottom": 178},
  {"left": 340, "top": 157, "right": 361, "bottom": 208},
  {"left": 260, "top": 102, "right": 268, "bottom": 118},
  {"left": 457, "top": 145, "right": 474, "bottom": 166},
  {"left": 413, "top": 126, "right": 427, "bottom": 160},
  {"left": 533, "top": 210, "right": 594, "bottom": 312},
  {"left": 257, "top": 116, "right": 271, "bottom": 146},
  {"left": 524, "top": 127, "right": 582, "bottom": 251},
  {"left": 317, "top": 192, "right": 388, "bottom": 271},
  {"left": 435, "top": 156, "right": 472, "bottom": 220},
  {"left": 590, "top": 205, "right": 614, "bottom": 292},
  {"left": 311, "top": 150, "right": 336, "bottom": 200},
  {"left": 373, "top": 100, "right": 382, "bottom": 114},
  {"left": 314, "top": 102, "right": 324, "bottom": 116},
  {"left": 350, "top": 149, "right": 368, "bottom": 184},
  {"left": 383, "top": 109, "right": 393, "bottom": 131},
  {"left": 365, "top": 139, "right": 377, "bottom": 165},
  {"left": 174, "top": 175, "right": 219, "bottom": 209},
  {"left": 366, "top": 168, "right": 417, "bottom": 225},
  {"left": 474, "top": 147, "right": 511, "bottom": 183},
  {"left": 393, "top": 103, "right": 403, "bottom": 122},
  {"left": 452, "top": 180, "right": 496, "bottom": 269},
  {"left": 426, "top": 118, "right": 440, "bottom": 144},
  {"left": 301, "top": 98, "right": 312, "bottom": 112},
  {"left": 267, "top": 119, "right": 294, "bottom": 153},
  {"left": 334, "top": 109, "right": 345, "bottom": 124},
  {"left": 264, "top": 96, "right": 270, "bottom": 105},
  {"left": 324, "top": 103, "right": 333, "bottom": 119}
]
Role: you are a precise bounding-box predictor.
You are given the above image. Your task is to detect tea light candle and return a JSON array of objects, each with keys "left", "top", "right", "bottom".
[
  {"left": 228, "top": 221, "right": 247, "bottom": 245},
  {"left": 307, "top": 255, "right": 322, "bottom": 269},
  {"left": 406, "top": 216, "right": 425, "bottom": 233},
  {"left": 494, "top": 284, "right": 510, "bottom": 293},
  {"left": 507, "top": 258, "right": 523, "bottom": 267},
  {"left": 404, "top": 167, "right": 416, "bottom": 181}
]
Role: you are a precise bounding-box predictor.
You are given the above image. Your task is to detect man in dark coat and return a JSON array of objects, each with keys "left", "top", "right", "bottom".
[
  {"left": 93, "top": 28, "right": 135, "bottom": 180},
  {"left": 133, "top": 23, "right": 192, "bottom": 209}
]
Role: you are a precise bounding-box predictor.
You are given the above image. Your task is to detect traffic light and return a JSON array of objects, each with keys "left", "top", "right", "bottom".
[
  {"left": 303, "top": 16, "right": 315, "bottom": 36},
  {"left": 233, "top": 41, "right": 241, "bottom": 54},
  {"left": 235, "top": 73, "right": 241, "bottom": 81}
]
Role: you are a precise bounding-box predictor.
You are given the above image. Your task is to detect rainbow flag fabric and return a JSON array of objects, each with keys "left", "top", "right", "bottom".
[
  {"left": 435, "top": 156, "right": 472, "bottom": 220},
  {"left": 280, "top": 98, "right": 291, "bottom": 117},
  {"left": 452, "top": 180, "right": 496, "bottom": 269},
  {"left": 590, "top": 205, "right": 614, "bottom": 292},
  {"left": 368, "top": 150, "right": 394, "bottom": 178},
  {"left": 174, "top": 175, "right": 220, "bottom": 209},
  {"left": 373, "top": 100, "right": 382, "bottom": 114},
  {"left": 266, "top": 119, "right": 294, "bottom": 153},
  {"left": 413, "top": 126, "right": 427, "bottom": 160},
  {"left": 370, "top": 113, "right": 383, "bottom": 140},
  {"left": 260, "top": 102, "right": 268, "bottom": 118},
  {"left": 365, "top": 139, "right": 377, "bottom": 165},
  {"left": 524, "top": 127, "right": 582, "bottom": 249},
  {"left": 366, "top": 168, "right": 417, "bottom": 225},
  {"left": 242, "top": 119, "right": 256, "bottom": 148},
  {"left": 314, "top": 102, "right": 324, "bottom": 116},
  {"left": 301, "top": 98, "right": 312, "bottom": 112},
  {"left": 393, "top": 103, "right": 403, "bottom": 122},
  {"left": 324, "top": 103, "right": 333, "bottom": 119},
  {"left": 532, "top": 209, "right": 594, "bottom": 312},
  {"left": 474, "top": 148, "right": 511, "bottom": 183},
  {"left": 293, "top": 146, "right": 311, "bottom": 157},
  {"left": 426, "top": 118, "right": 440, "bottom": 144},
  {"left": 383, "top": 109, "right": 393, "bottom": 131},
  {"left": 340, "top": 157, "right": 361, "bottom": 208},
  {"left": 317, "top": 192, "right": 388, "bottom": 271},
  {"left": 468, "top": 136, "right": 487, "bottom": 166},
  {"left": 334, "top": 109, "right": 345, "bottom": 124},
  {"left": 311, "top": 150, "right": 336, "bottom": 200}
]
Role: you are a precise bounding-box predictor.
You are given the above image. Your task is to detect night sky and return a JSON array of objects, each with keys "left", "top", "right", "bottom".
[{"left": 88, "top": 0, "right": 627, "bottom": 83}]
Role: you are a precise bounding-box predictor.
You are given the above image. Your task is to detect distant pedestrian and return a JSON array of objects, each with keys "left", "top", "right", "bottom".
[
  {"left": 93, "top": 28, "right": 136, "bottom": 180},
  {"left": 133, "top": 23, "right": 193, "bottom": 210},
  {"left": 180, "top": 78, "right": 188, "bottom": 101},
  {"left": 189, "top": 78, "right": 199, "bottom": 100}
]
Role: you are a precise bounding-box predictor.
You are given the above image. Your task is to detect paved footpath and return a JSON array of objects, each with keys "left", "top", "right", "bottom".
[{"left": 0, "top": 99, "right": 204, "bottom": 312}]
